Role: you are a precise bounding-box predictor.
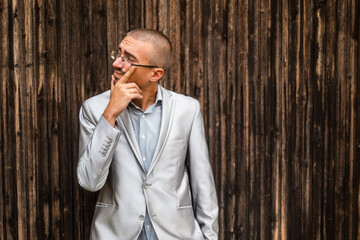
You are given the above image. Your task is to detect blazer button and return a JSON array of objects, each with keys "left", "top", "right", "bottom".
[{"left": 139, "top": 215, "right": 145, "bottom": 221}]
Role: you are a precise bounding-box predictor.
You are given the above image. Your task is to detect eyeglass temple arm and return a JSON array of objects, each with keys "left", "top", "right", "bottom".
[{"left": 131, "top": 63, "right": 159, "bottom": 68}]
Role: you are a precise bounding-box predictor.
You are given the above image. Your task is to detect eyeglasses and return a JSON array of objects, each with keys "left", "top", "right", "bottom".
[{"left": 110, "top": 51, "right": 159, "bottom": 68}]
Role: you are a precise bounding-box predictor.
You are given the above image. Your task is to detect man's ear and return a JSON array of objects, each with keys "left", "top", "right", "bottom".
[{"left": 150, "top": 68, "right": 165, "bottom": 82}]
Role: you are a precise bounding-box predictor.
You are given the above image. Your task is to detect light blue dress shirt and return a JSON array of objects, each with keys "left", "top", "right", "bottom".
[{"left": 128, "top": 87, "right": 162, "bottom": 240}]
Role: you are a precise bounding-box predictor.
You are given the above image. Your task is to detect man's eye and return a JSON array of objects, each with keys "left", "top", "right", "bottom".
[{"left": 127, "top": 57, "right": 135, "bottom": 63}]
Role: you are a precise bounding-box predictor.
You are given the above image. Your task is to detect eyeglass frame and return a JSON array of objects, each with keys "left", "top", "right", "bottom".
[{"left": 110, "top": 50, "right": 159, "bottom": 68}]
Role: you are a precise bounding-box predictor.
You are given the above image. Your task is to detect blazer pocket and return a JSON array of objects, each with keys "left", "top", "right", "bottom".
[
  {"left": 178, "top": 205, "right": 193, "bottom": 211},
  {"left": 167, "top": 138, "right": 186, "bottom": 146},
  {"left": 167, "top": 138, "right": 186, "bottom": 144},
  {"left": 95, "top": 202, "right": 116, "bottom": 208}
]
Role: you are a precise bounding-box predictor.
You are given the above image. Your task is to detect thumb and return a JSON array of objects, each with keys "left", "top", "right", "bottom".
[{"left": 110, "top": 75, "right": 115, "bottom": 93}]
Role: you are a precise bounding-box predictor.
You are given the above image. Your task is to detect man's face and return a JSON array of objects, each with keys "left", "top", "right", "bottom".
[{"left": 112, "top": 36, "right": 153, "bottom": 88}]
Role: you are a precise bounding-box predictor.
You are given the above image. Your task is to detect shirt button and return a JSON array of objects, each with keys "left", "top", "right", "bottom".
[
  {"left": 142, "top": 115, "right": 145, "bottom": 118},
  {"left": 141, "top": 135, "right": 145, "bottom": 139},
  {"left": 143, "top": 157, "right": 146, "bottom": 161},
  {"left": 143, "top": 183, "right": 150, "bottom": 189},
  {"left": 139, "top": 215, "right": 145, "bottom": 221}
]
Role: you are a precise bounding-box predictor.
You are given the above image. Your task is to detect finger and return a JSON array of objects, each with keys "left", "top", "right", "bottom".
[
  {"left": 126, "top": 88, "right": 142, "bottom": 95},
  {"left": 119, "top": 66, "right": 137, "bottom": 84},
  {"left": 129, "top": 93, "right": 143, "bottom": 100},
  {"left": 125, "top": 82, "right": 142, "bottom": 93}
]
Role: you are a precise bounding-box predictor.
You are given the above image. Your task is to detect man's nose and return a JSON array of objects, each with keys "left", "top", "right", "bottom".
[{"left": 112, "top": 57, "right": 124, "bottom": 68}]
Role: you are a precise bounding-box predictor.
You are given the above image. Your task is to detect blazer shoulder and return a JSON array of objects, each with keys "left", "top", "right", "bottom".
[
  {"left": 82, "top": 90, "right": 110, "bottom": 107},
  {"left": 161, "top": 87, "right": 201, "bottom": 121},
  {"left": 80, "top": 90, "right": 110, "bottom": 121},
  {"left": 163, "top": 88, "right": 200, "bottom": 107}
]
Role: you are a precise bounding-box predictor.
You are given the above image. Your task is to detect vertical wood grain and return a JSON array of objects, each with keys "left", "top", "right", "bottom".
[
  {"left": 335, "top": 1, "right": 347, "bottom": 239},
  {"left": 35, "top": 0, "right": 50, "bottom": 238},
  {"left": 237, "top": 0, "right": 250, "bottom": 238},
  {"left": 24, "top": 0, "right": 38, "bottom": 238},
  {"left": 69, "top": 0, "right": 84, "bottom": 239},
  {"left": 0, "top": 0, "right": 15, "bottom": 239},
  {"left": 323, "top": 0, "right": 336, "bottom": 238},
  {"left": 12, "top": 0, "right": 27, "bottom": 238},
  {"left": 345, "top": 1, "right": 357, "bottom": 239},
  {"left": 225, "top": 0, "right": 236, "bottom": 239},
  {"left": 302, "top": 0, "right": 314, "bottom": 239}
]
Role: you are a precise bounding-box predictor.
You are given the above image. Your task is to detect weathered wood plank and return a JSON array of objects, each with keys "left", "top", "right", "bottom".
[
  {"left": 313, "top": 0, "right": 325, "bottom": 239},
  {"left": 144, "top": 0, "right": 157, "bottom": 29},
  {"left": 58, "top": 0, "right": 73, "bottom": 238},
  {"left": 106, "top": 0, "right": 118, "bottom": 84},
  {"left": 192, "top": 0, "right": 202, "bottom": 103},
  {"left": 12, "top": 0, "right": 28, "bottom": 238},
  {"left": 237, "top": 0, "right": 249, "bottom": 238},
  {"left": 248, "top": 0, "right": 260, "bottom": 238},
  {"left": 167, "top": 0, "right": 180, "bottom": 91},
  {"left": 44, "top": 0, "right": 61, "bottom": 238},
  {"left": 345, "top": 1, "right": 357, "bottom": 239},
  {"left": 279, "top": 0, "right": 290, "bottom": 238},
  {"left": 225, "top": 0, "right": 236, "bottom": 239},
  {"left": 91, "top": 0, "right": 108, "bottom": 93},
  {"left": 323, "top": 0, "right": 336, "bottom": 238},
  {"left": 24, "top": 0, "right": 38, "bottom": 239},
  {"left": 335, "top": 0, "right": 347, "bottom": 239},
  {"left": 259, "top": 0, "right": 271, "bottom": 238},
  {"left": 182, "top": 0, "right": 191, "bottom": 95},
  {"left": 271, "top": 0, "right": 283, "bottom": 237},
  {"left": 128, "top": 0, "right": 142, "bottom": 30},
  {"left": 301, "top": 0, "right": 314, "bottom": 238},
  {"left": 212, "top": 0, "right": 227, "bottom": 238},
  {"left": 69, "top": 0, "right": 84, "bottom": 239},
  {"left": 0, "top": 0, "right": 13, "bottom": 239},
  {"left": 35, "top": 0, "right": 50, "bottom": 238}
]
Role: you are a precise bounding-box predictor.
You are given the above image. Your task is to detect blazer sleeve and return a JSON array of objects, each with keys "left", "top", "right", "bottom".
[
  {"left": 77, "top": 101, "right": 121, "bottom": 192},
  {"left": 187, "top": 100, "right": 219, "bottom": 240}
]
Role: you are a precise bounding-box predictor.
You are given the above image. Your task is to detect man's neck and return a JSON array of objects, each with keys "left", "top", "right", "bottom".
[{"left": 132, "top": 84, "right": 158, "bottom": 111}]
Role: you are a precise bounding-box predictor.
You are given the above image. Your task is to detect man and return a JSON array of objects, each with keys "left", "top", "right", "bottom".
[{"left": 77, "top": 29, "right": 218, "bottom": 240}]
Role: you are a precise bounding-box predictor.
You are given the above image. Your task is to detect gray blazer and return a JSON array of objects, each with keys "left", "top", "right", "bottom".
[{"left": 77, "top": 86, "right": 219, "bottom": 240}]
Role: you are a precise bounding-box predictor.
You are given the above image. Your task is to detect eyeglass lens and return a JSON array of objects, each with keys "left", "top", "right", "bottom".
[{"left": 111, "top": 51, "right": 131, "bottom": 65}]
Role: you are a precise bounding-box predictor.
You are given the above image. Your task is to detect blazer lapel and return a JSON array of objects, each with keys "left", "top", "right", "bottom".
[
  {"left": 147, "top": 87, "right": 175, "bottom": 175},
  {"left": 118, "top": 109, "right": 145, "bottom": 171}
]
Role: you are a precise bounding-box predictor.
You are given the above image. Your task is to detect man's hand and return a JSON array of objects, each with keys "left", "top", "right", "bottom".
[{"left": 103, "top": 67, "right": 142, "bottom": 127}]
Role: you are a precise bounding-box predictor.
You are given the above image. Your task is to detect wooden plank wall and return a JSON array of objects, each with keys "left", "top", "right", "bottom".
[{"left": 0, "top": 0, "right": 359, "bottom": 239}]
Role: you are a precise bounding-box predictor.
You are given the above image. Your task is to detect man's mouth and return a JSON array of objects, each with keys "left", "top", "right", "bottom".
[{"left": 113, "top": 67, "right": 125, "bottom": 79}]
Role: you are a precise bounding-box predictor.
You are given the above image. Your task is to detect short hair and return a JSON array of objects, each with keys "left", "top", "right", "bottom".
[{"left": 127, "top": 29, "right": 172, "bottom": 69}]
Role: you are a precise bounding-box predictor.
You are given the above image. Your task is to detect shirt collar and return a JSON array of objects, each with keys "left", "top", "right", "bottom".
[{"left": 155, "top": 85, "right": 163, "bottom": 105}]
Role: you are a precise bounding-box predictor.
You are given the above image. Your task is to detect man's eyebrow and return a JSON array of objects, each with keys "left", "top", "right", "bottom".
[{"left": 118, "top": 47, "right": 138, "bottom": 61}]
